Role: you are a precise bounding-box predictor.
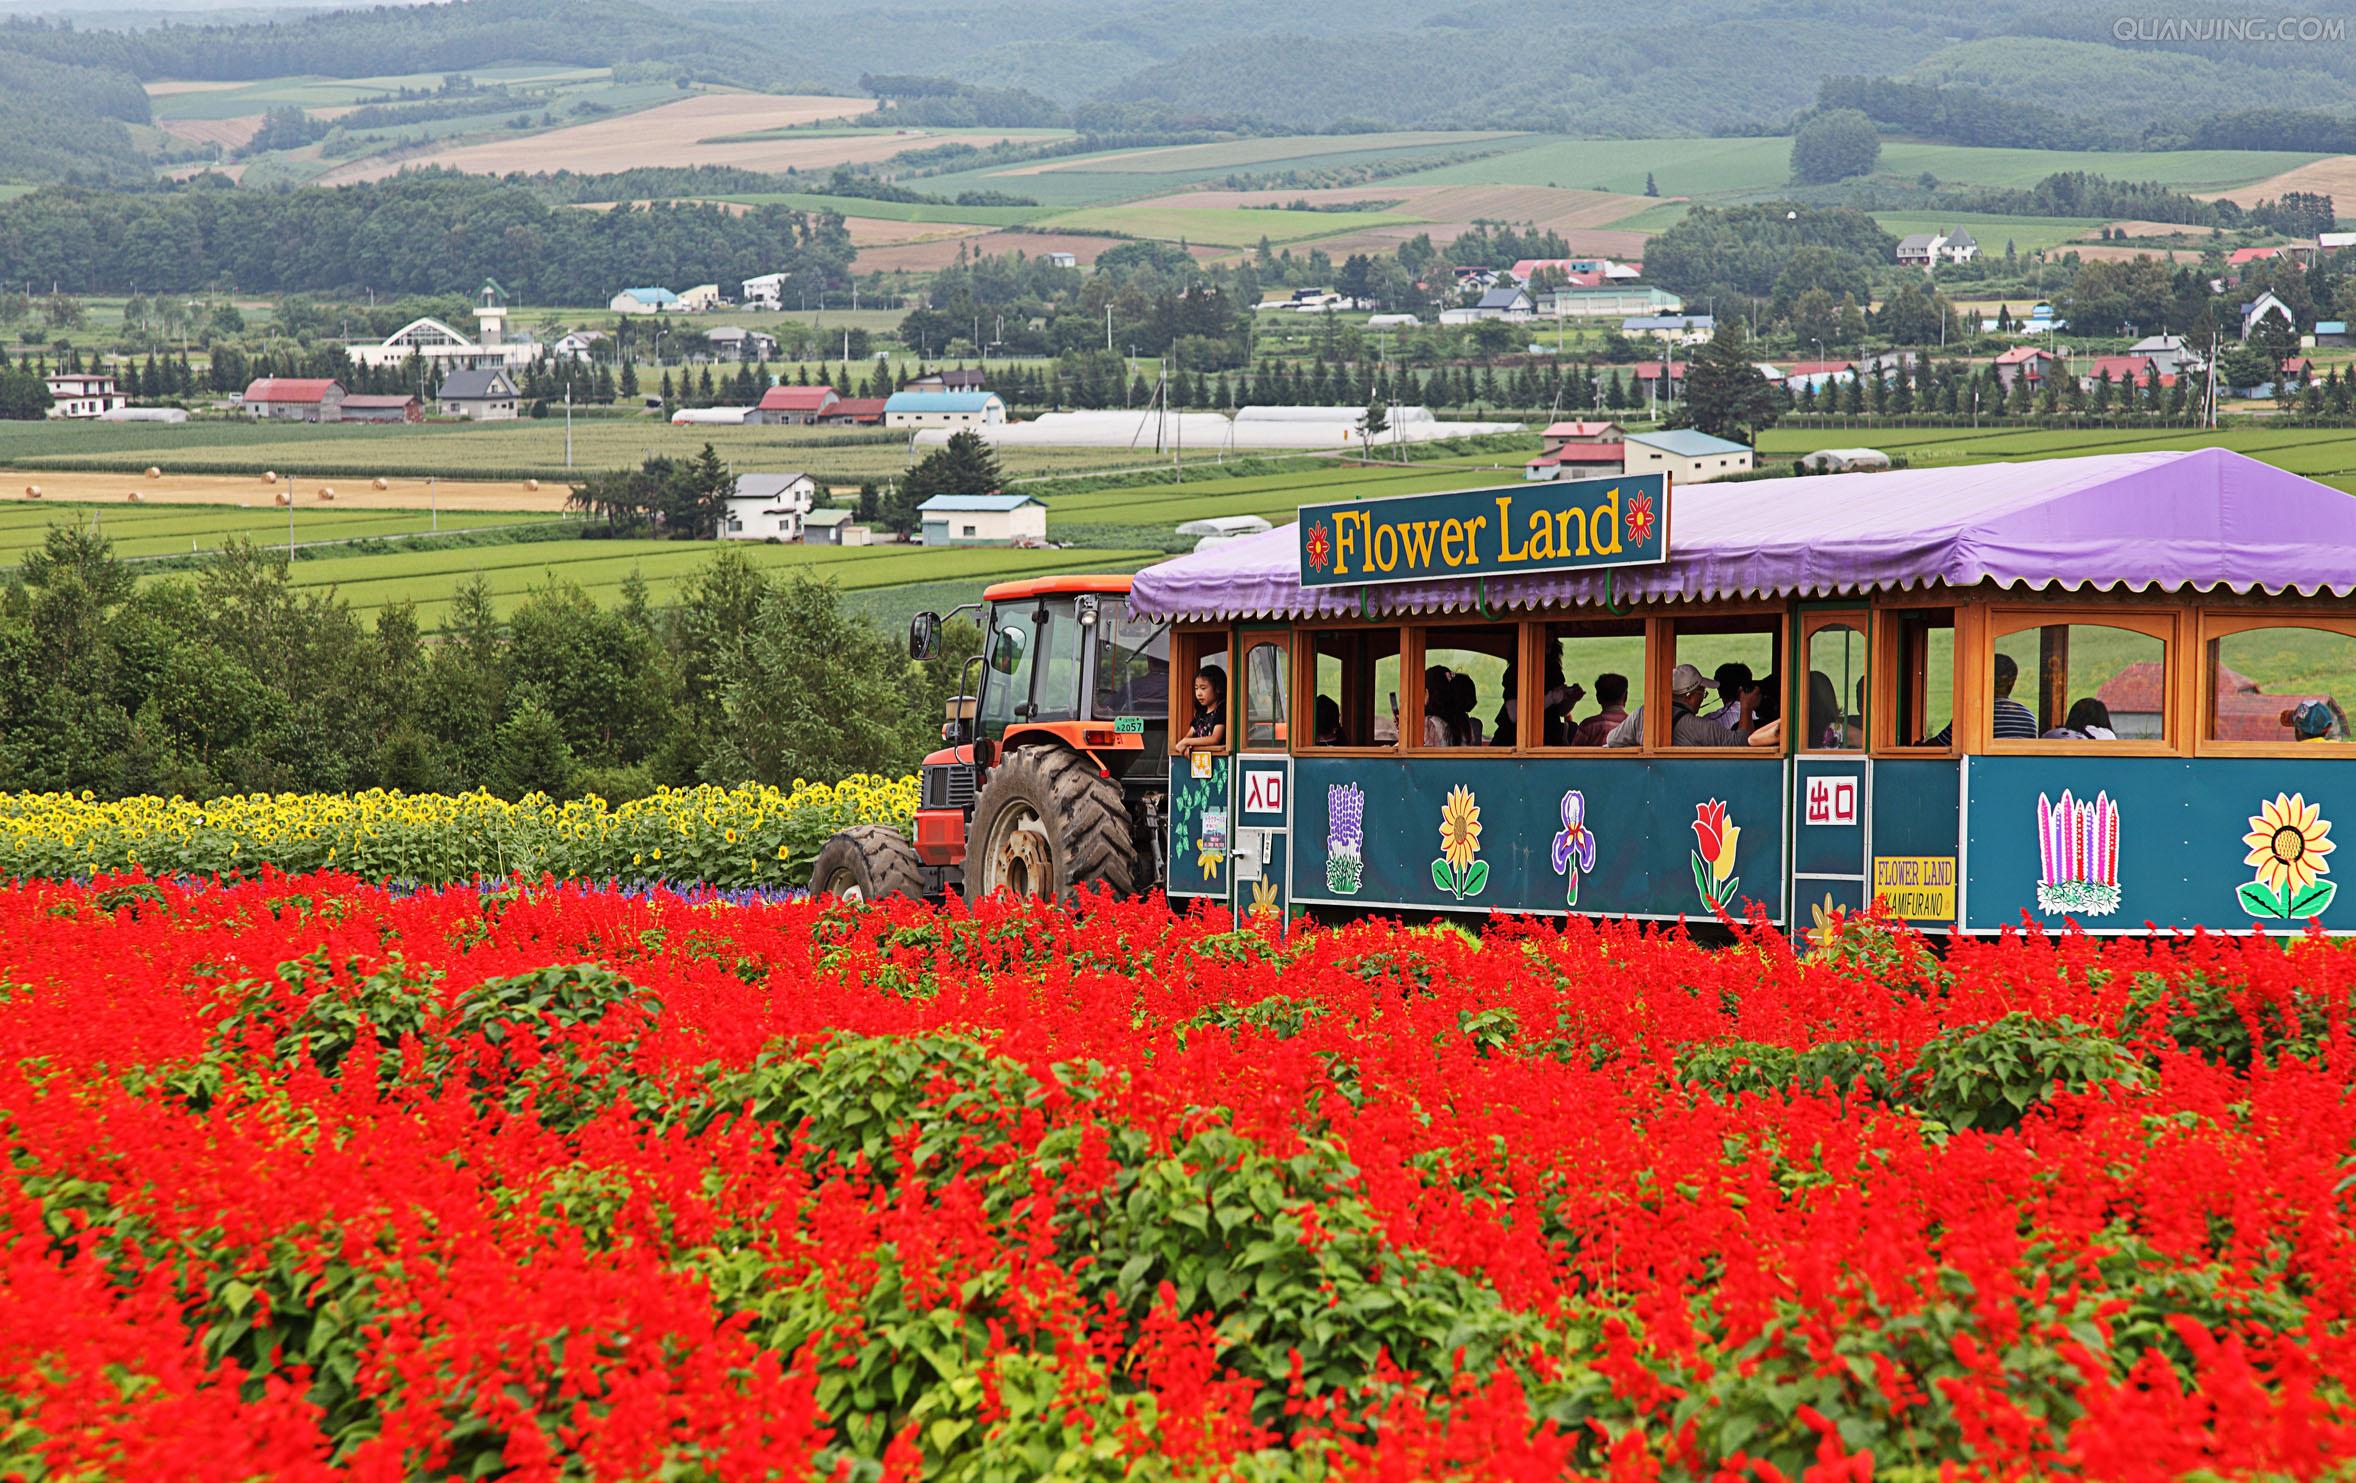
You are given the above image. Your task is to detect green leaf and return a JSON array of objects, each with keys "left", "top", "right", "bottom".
[
  {"left": 2290, "top": 879, "right": 2338, "bottom": 917},
  {"left": 1431, "top": 857, "right": 1454, "bottom": 894},
  {"left": 1691, "top": 852, "right": 1713, "bottom": 909},
  {"left": 1462, "top": 860, "right": 1489, "bottom": 897},
  {"left": 2239, "top": 880, "right": 2288, "bottom": 918}
]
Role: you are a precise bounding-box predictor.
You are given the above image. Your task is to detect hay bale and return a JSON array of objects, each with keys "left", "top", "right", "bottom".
[
  {"left": 144, "top": 466, "right": 162, "bottom": 480},
  {"left": 126, "top": 490, "right": 143, "bottom": 503},
  {"left": 316, "top": 486, "right": 335, "bottom": 501},
  {"left": 372, "top": 477, "right": 389, "bottom": 491},
  {"left": 275, "top": 491, "right": 292, "bottom": 507},
  {"left": 23, "top": 484, "right": 40, "bottom": 499},
  {"left": 262, "top": 470, "right": 277, "bottom": 484},
  {"left": 525, "top": 478, "right": 541, "bottom": 491}
]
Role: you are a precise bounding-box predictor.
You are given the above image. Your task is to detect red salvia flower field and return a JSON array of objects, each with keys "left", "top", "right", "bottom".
[{"left": 4, "top": 873, "right": 2356, "bottom": 1479}]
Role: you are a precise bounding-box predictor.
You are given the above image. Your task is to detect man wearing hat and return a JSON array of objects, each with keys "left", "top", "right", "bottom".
[{"left": 1669, "top": 663, "right": 1727, "bottom": 747}]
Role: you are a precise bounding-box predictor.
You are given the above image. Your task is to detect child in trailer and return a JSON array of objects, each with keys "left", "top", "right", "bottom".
[{"left": 1172, "top": 666, "right": 1228, "bottom": 755}]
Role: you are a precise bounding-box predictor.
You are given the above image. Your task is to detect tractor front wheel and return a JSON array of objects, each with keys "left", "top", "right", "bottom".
[
  {"left": 809, "top": 824, "right": 927, "bottom": 903},
  {"left": 968, "top": 746, "right": 1140, "bottom": 901}
]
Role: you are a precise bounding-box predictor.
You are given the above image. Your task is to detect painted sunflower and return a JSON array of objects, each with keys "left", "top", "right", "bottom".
[
  {"left": 2245, "top": 792, "right": 2333, "bottom": 896},
  {"left": 1438, "top": 786, "right": 1482, "bottom": 875}
]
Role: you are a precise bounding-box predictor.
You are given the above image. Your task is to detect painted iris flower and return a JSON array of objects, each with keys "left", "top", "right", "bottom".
[{"left": 1550, "top": 789, "right": 1597, "bottom": 905}]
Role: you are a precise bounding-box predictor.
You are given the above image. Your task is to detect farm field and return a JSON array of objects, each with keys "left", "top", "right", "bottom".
[
  {"left": 1394, "top": 135, "right": 2325, "bottom": 200},
  {"left": 1036, "top": 205, "right": 1427, "bottom": 249},
  {"left": 1868, "top": 211, "right": 2106, "bottom": 256},
  {"left": 0, "top": 420, "right": 1112, "bottom": 485},
  {"left": 2206, "top": 153, "right": 2356, "bottom": 207},
  {"left": 143, "top": 65, "right": 615, "bottom": 121},
  {"left": 912, "top": 133, "right": 1536, "bottom": 211},
  {"left": 710, "top": 192, "right": 1052, "bottom": 227},
  {"left": 0, "top": 467, "right": 568, "bottom": 513},
  {"left": 1115, "top": 184, "right": 1654, "bottom": 259},
  {"left": 256, "top": 537, "right": 1164, "bottom": 630},
  {"left": 311, "top": 93, "right": 918, "bottom": 184},
  {"left": 1, "top": 877, "right": 2350, "bottom": 1476},
  {"left": 0, "top": 501, "right": 543, "bottom": 564},
  {"left": 1757, "top": 424, "right": 2356, "bottom": 488}
]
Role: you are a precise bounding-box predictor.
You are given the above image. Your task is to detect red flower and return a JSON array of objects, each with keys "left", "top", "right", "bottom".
[
  {"left": 1624, "top": 492, "right": 1656, "bottom": 547},
  {"left": 1304, "top": 524, "right": 1332, "bottom": 571},
  {"left": 1692, "top": 797, "right": 1728, "bottom": 864}
]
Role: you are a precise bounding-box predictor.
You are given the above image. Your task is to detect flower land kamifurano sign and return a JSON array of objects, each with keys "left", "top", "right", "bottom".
[{"left": 1297, "top": 473, "right": 1669, "bottom": 588}]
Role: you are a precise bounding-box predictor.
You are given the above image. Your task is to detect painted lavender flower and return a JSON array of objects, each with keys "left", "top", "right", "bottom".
[
  {"left": 1326, "top": 783, "right": 1365, "bottom": 895},
  {"left": 2035, "top": 789, "right": 2120, "bottom": 918}
]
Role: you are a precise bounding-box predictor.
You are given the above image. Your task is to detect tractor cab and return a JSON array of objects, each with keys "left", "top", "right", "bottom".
[{"left": 810, "top": 576, "right": 1171, "bottom": 904}]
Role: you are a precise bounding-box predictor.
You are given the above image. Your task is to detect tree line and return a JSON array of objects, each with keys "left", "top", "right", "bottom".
[
  {"left": 0, "top": 527, "right": 966, "bottom": 803},
  {"left": 0, "top": 172, "right": 855, "bottom": 301}
]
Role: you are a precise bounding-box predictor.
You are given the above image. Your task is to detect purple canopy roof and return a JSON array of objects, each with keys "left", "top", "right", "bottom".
[{"left": 1127, "top": 448, "right": 2356, "bottom": 620}]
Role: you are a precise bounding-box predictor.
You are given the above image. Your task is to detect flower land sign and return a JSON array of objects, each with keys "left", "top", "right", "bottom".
[{"left": 1298, "top": 474, "right": 1668, "bottom": 588}]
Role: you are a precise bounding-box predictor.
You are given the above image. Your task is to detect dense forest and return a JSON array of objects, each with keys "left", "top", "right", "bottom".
[
  {"left": 10, "top": 0, "right": 2356, "bottom": 152},
  {"left": 0, "top": 527, "right": 966, "bottom": 802},
  {"left": 0, "top": 172, "right": 856, "bottom": 299}
]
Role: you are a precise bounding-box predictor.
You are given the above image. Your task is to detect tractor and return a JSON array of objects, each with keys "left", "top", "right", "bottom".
[{"left": 808, "top": 575, "right": 1171, "bottom": 902}]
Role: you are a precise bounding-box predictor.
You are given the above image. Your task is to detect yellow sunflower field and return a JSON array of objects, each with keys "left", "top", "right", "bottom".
[{"left": 0, "top": 778, "right": 918, "bottom": 889}]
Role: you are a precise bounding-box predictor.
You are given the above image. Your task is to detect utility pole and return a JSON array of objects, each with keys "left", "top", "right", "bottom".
[{"left": 564, "top": 382, "right": 573, "bottom": 470}]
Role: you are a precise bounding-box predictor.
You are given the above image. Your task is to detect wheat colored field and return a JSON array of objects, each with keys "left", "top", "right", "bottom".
[
  {"left": 2204, "top": 154, "right": 2356, "bottom": 208},
  {"left": 314, "top": 94, "right": 883, "bottom": 183},
  {"left": 1130, "top": 183, "right": 1654, "bottom": 259},
  {"left": 3, "top": 470, "right": 573, "bottom": 514}
]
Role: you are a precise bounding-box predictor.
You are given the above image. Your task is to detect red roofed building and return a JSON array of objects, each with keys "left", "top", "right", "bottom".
[
  {"left": 2084, "top": 354, "right": 2172, "bottom": 390},
  {"left": 1539, "top": 419, "right": 1623, "bottom": 451},
  {"left": 756, "top": 384, "right": 839, "bottom": 425},
  {"left": 817, "top": 396, "right": 888, "bottom": 426},
  {"left": 2103, "top": 661, "right": 2330, "bottom": 741},
  {"left": 1992, "top": 346, "right": 2058, "bottom": 390},
  {"left": 2228, "top": 246, "right": 2283, "bottom": 267},
  {"left": 1786, "top": 359, "right": 1855, "bottom": 379},
  {"left": 1630, "top": 361, "right": 1687, "bottom": 394},
  {"left": 1524, "top": 443, "right": 1627, "bottom": 481},
  {"left": 242, "top": 378, "right": 346, "bottom": 422},
  {"left": 2281, "top": 356, "right": 2315, "bottom": 383}
]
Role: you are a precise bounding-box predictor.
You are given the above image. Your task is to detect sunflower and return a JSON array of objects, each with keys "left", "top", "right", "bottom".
[
  {"left": 1438, "top": 786, "right": 1482, "bottom": 875},
  {"left": 2245, "top": 792, "right": 2333, "bottom": 895}
]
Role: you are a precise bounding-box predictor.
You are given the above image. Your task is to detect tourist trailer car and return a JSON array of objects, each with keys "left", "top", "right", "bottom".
[{"left": 819, "top": 448, "right": 2356, "bottom": 935}]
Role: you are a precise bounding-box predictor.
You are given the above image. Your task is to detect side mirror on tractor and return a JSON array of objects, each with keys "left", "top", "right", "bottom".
[{"left": 908, "top": 610, "right": 940, "bottom": 660}]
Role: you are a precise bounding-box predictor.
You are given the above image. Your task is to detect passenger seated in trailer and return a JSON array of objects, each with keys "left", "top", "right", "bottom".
[
  {"left": 1807, "top": 670, "right": 1845, "bottom": 749},
  {"left": 1669, "top": 663, "right": 1728, "bottom": 747},
  {"left": 1571, "top": 673, "right": 1630, "bottom": 747},
  {"left": 2043, "top": 697, "right": 2117, "bottom": 741},
  {"left": 2283, "top": 698, "right": 2349, "bottom": 741},
  {"left": 1711, "top": 662, "right": 1764, "bottom": 739},
  {"left": 1172, "top": 666, "right": 1227, "bottom": 756},
  {"left": 1313, "top": 695, "right": 1345, "bottom": 748},
  {"left": 1922, "top": 652, "right": 2038, "bottom": 747},
  {"left": 1423, "top": 665, "right": 1457, "bottom": 747},
  {"left": 1452, "top": 673, "right": 1486, "bottom": 747}
]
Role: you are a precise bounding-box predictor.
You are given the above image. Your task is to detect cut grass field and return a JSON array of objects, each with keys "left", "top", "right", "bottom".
[
  {"left": 255, "top": 538, "right": 1166, "bottom": 631},
  {"left": 1010, "top": 132, "right": 1530, "bottom": 176},
  {"left": 1036, "top": 205, "right": 1425, "bottom": 249},
  {"left": 1392, "top": 136, "right": 2322, "bottom": 201},
  {"left": 143, "top": 66, "right": 614, "bottom": 121},
  {"left": 0, "top": 502, "right": 541, "bottom": 564},
  {"left": 1756, "top": 424, "right": 2356, "bottom": 492},
  {"left": 1869, "top": 211, "right": 2105, "bottom": 256},
  {"left": 711, "top": 193, "right": 1052, "bottom": 227}
]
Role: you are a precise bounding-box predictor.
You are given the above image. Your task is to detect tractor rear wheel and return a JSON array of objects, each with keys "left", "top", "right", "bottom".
[
  {"left": 809, "top": 824, "right": 927, "bottom": 903},
  {"left": 968, "top": 745, "right": 1141, "bottom": 901}
]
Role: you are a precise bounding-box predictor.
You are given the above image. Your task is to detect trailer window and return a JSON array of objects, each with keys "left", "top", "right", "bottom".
[
  {"left": 2207, "top": 626, "right": 2356, "bottom": 745},
  {"left": 1416, "top": 623, "right": 1517, "bottom": 749},
  {"left": 1993, "top": 621, "right": 2165, "bottom": 740},
  {"left": 1887, "top": 609, "right": 1956, "bottom": 748},
  {"left": 1171, "top": 630, "right": 1230, "bottom": 754},
  {"left": 1240, "top": 636, "right": 1290, "bottom": 748},
  {"left": 1305, "top": 629, "right": 1401, "bottom": 749},
  {"left": 1670, "top": 618, "right": 1780, "bottom": 746},
  {"left": 1802, "top": 622, "right": 1865, "bottom": 751},
  {"left": 1536, "top": 619, "right": 1645, "bottom": 748}
]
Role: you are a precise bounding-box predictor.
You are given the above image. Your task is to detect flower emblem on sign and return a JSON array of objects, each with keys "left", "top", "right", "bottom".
[
  {"left": 1431, "top": 786, "right": 1488, "bottom": 899},
  {"left": 1623, "top": 491, "right": 1656, "bottom": 548},
  {"left": 1304, "top": 523, "right": 1332, "bottom": 572},
  {"left": 2239, "top": 791, "right": 2336, "bottom": 920},
  {"left": 1690, "top": 799, "right": 1740, "bottom": 914},
  {"left": 1549, "top": 789, "right": 1597, "bottom": 906}
]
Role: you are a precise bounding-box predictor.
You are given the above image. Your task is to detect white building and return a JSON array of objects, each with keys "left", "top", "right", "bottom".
[
  {"left": 917, "top": 493, "right": 1046, "bottom": 547},
  {"left": 43, "top": 373, "right": 125, "bottom": 419},
  {"left": 1622, "top": 428, "right": 1754, "bottom": 484},
  {"left": 677, "top": 283, "right": 723, "bottom": 312},
  {"left": 551, "top": 330, "right": 607, "bottom": 363},
  {"left": 347, "top": 280, "right": 539, "bottom": 372},
  {"left": 883, "top": 390, "right": 1007, "bottom": 429},
  {"left": 437, "top": 368, "right": 520, "bottom": 421},
  {"left": 1043, "top": 251, "right": 1078, "bottom": 268},
  {"left": 609, "top": 287, "right": 680, "bottom": 315},
  {"left": 1895, "top": 228, "right": 1978, "bottom": 267},
  {"left": 722, "top": 472, "right": 820, "bottom": 541}
]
